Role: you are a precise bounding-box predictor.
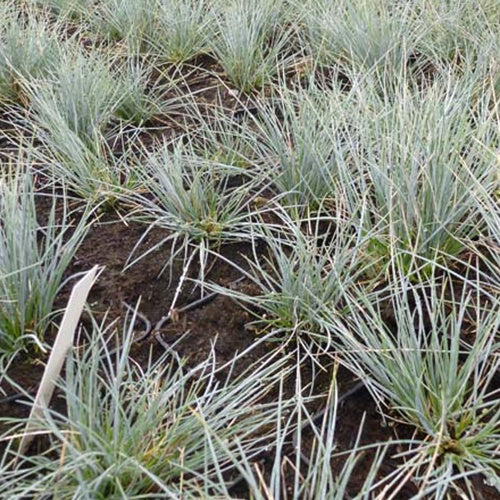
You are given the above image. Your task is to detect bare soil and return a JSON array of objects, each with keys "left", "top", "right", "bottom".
[{"left": 1, "top": 58, "right": 498, "bottom": 498}]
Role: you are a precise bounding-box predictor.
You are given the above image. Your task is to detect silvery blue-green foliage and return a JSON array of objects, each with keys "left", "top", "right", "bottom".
[
  {"left": 27, "top": 42, "right": 167, "bottom": 139},
  {"left": 230, "top": 370, "right": 393, "bottom": 498},
  {"left": 0, "top": 169, "right": 88, "bottom": 353},
  {"left": 206, "top": 209, "right": 368, "bottom": 341},
  {"left": 126, "top": 139, "right": 261, "bottom": 275},
  {"left": 134, "top": 141, "right": 257, "bottom": 241},
  {"left": 467, "top": 146, "right": 500, "bottom": 292},
  {"left": 189, "top": 104, "right": 259, "bottom": 169},
  {"left": 113, "top": 57, "right": 166, "bottom": 124},
  {"left": 94, "top": 0, "right": 156, "bottom": 53},
  {"left": 210, "top": 0, "right": 293, "bottom": 92},
  {"left": 0, "top": 1, "right": 497, "bottom": 497},
  {"left": 299, "top": 0, "right": 418, "bottom": 76},
  {"left": 342, "top": 69, "right": 498, "bottom": 275},
  {"left": 414, "top": 0, "right": 500, "bottom": 64},
  {"left": 0, "top": 317, "right": 295, "bottom": 498},
  {"left": 24, "top": 46, "right": 156, "bottom": 202},
  {"left": 30, "top": 0, "right": 95, "bottom": 19},
  {"left": 248, "top": 84, "right": 350, "bottom": 215},
  {"left": 30, "top": 119, "right": 139, "bottom": 204},
  {"left": 94, "top": 0, "right": 211, "bottom": 61},
  {"left": 148, "top": 0, "right": 212, "bottom": 63},
  {"left": 329, "top": 272, "right": 500, "bottom": 496},
  {"left": 0, "top": 2, "right": 62, "bottom": 103},
  {"left": 28, "top": 47, "right": 122, "bottom": 144}
]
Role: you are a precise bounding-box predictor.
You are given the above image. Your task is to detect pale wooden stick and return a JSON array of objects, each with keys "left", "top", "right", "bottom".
[{"left": 18, "top": 266, "right": 100, "bottom": 456}]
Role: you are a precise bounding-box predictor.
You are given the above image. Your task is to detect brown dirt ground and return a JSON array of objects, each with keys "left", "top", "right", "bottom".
[{"left": 1, "top": 56, "right": 498, "bottom": 498}]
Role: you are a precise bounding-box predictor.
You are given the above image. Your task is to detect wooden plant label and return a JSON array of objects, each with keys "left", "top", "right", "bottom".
[{"left": 18, "top": 266, "right": 100, "bottom": 456}]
